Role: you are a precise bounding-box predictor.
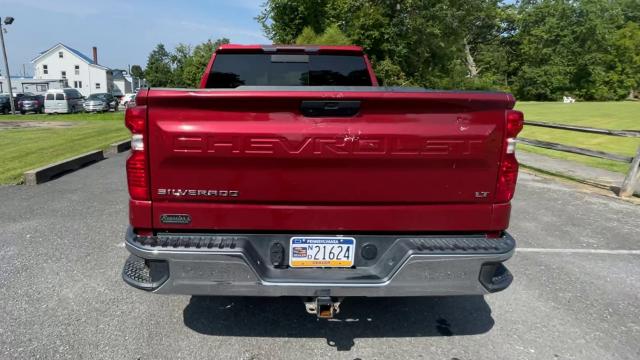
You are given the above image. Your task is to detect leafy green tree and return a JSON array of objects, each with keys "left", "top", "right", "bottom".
[
  {"left": 170, "top": 43, "right": 193, "bottom": 87},
  {"left": 130, "top": 65, "right": 144, "bottom": 79},
  {"left": 259, "top": 0, "right": 513, "bottom": 90},
  {"left": 612, "top": 21, "right": 640, "bottom": 99},
  {"left": 181, "top": 38, "right": 230, "bottom": 87},
  {"left": 511, "top": 0, "right": 629, "bottom": 100},
  {"left": 295, "top": 26, "right": 319, "bottom": 45},
  {"left": 242, "top": 0, "right": 640, "bottom": 99},
  {"left": 143, "top": 39, "right": 230, "bottom": 88},
  {"left": 373, "top": 58, "right": 415, "bottom": 86},
  {"left": 619, "top": 0, "right": 640, "bottom": 23},
  {"left": 295, "top": 24, "right": 351, "bottom": 45},
  {"left": 144, "top": 44, "right": 173, "bottom": 87},
  {"left": 257, "top": 0, "right": 329, "bottom": 43}
]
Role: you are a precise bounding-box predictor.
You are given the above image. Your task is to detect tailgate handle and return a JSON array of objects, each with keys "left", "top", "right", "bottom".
[{"left": 300, "top": 101, "right": 360, "bottom": 117}]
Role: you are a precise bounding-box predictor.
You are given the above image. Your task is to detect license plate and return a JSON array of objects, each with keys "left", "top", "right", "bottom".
[{"left": 289, "top": 237, "right": 356, "bottom": 268}]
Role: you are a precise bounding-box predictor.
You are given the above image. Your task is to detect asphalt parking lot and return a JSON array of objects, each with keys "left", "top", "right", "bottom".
[{"left": 1, "top": 153, "right": 639, "bottom": 360}]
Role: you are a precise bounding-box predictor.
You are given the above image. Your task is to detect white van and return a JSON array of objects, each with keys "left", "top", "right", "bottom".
[{"left": 44, "top": 88, "right": 84, "bottom": 114}]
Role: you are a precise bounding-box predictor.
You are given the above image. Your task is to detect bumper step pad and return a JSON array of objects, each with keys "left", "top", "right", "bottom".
[
  {"left": 131, "top": 233, "right": 514, "bottom": 255},
  {"left": 122, "top": 254, "right": 169, "bottom": 291},
  {"left": 408, "top": 237, "right": 513, "bottom": 253},
  {"left": 134, "top": 234, "right": 242, "bottom": 250}
]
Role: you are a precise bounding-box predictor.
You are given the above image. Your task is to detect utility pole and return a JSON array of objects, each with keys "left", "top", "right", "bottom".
[{"left": 0, "top": 16, "right": 16, "bottom": 114}]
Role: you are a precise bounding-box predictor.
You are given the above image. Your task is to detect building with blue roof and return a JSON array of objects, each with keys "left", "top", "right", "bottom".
[{"left": 30, "top": 43, "right": 113, "bottom": 96}]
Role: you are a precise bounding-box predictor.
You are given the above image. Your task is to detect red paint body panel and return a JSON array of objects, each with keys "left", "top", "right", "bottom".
[
  {"left": 129, "top": 199, "right": 152, "bottom": 229},
  {"left": 143, "top": 89, "right": 514, "bottom": 232},
  {"left": 130, "top": 46, "right": 518, "bottom": 234},
  {"left": 151, "top": 202, "right": 505, "bottom": 232}
]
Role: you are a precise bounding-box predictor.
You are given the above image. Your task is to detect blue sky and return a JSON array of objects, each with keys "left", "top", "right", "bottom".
[{"left": 0, "top": 0, "right": 269, "bottom": 76}]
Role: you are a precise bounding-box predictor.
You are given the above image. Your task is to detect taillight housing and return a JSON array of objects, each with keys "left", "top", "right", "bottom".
[
  {"left": 125, "top": 105, "right": 149, "bottom": 201},
  {"left": 495, "top": 110, "right": 524, "bottom": 203}
]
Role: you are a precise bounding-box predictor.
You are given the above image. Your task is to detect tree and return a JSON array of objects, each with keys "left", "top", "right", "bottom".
[
  {"left": 258, "top": 0, "right": 640, "bottom": 99},
  {"left": 258, "top": 0, "right": 512, "bottom": 90},
  {"left": 181, "top": 38, "right": 230, "bottom": 87},
  {"left": 512, "top": 0, "right": 627, "bottom": 100},
  {"left": 257, "top": 0, "right": 329, "bottom": 43},
  {"left": 170, "top": 43, "right": 193, "bottom": 87},
  {"left": 612, "top": 21, "right": 640, "bottom": 99},
  {"left": 142, "top": 39, "right": 231, "bottom": 88},
  {"left": 130, "top": 65, "right": 144, "bottom": 79},
  {"left": 144, "top": 44, "right": 172, "bottom": 87},
  {"left": 295, "top": 24, "right": 351, "bottom": 45},
  {"left": 373, "top": 58, "right": 414, "bottom": 86}
]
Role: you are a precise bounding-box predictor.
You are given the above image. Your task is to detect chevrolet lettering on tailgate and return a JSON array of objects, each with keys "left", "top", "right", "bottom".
[{"left": 173, "top": 135, "right": 486, "bottom": 157}]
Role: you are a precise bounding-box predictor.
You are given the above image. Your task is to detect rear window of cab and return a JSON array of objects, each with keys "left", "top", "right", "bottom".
[{"left": 206, "top": 54, "right": 372, "bottom": 88}]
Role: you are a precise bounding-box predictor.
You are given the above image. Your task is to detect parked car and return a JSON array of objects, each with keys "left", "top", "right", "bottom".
[
  {"left": 44, "top": 88, "right": 84, "bottom": 114},
  {"left": 120, "top": 93, "right": 136, "bottom": 108},
  {"left": 121, "top": 44, "right": 523, "bottom": 319},
  {"left": 0, "top": 94, "right": 11, "bottom": 114},
  {"left": 126, "top": 94, "right": 136, "bottom": 108},
  {"left": 17, "top": 95, "right": 45, "bottom": 114},
  {"left": 84, "top": 93, "right": 118, "bottom": 113}
]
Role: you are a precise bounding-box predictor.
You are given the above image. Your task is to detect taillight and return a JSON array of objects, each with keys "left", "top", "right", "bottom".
[
  {"left": 506, "top": 110, "right": 524, "bottom": 139},
  {"left": 125, "top": 106, "right": 146, "bottom": 133},
  {"left": 125, "top": 105, "right": 149, "bottom": 200},
  {"left": 495, "top": 110, "right": 524, "bottom": 203}
]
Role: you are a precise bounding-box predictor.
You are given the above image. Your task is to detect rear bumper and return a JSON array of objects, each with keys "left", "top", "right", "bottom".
[
  {"left": 84, "top": 105, "right": 108, "bottom": 112},
  {"left": 122, "top": 227, "right": 515, "bottom": 297},
  {"left": 45, "top": 108, "right": 69, "bottom": 114}
]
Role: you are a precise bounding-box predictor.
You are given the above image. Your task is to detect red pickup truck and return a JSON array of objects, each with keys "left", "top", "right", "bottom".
[{"left": 122, "top": 44, "right": 522, "bottom": 318}]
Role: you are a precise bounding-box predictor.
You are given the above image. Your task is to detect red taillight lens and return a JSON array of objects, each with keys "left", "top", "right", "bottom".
[
  {"left": 506, "top": 110, "right": 524, "bottom": 138},
  {"left": 495, "top": 154, "right": 519, "bottom": 202},
  {"left": 127, "top": 151, "right": 148, "bottom": 200},
  {"left": 125, "top": 106, "right": 149, "bottom": 200},
  {"left": 125, "top": 106, "right": 146, "bottom": 133},
  {"left": 495, "top": 110, "right": 525, "bottom": 203}
]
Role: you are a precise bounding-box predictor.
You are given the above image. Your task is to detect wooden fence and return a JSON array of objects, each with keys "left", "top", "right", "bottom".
[{"left": 518, "top": 121, "right": 640, "bottom": 198}]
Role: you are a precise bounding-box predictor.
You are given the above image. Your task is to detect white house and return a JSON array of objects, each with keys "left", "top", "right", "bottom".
[
  {"left": 112, "top": 69, "right": 147, "bottom": 96},
  {"left": 31, "top": 43, "right": 113, "bottom": 97},
  {"left": 112, "top": 69, "right": 133, "bottom": 96}
]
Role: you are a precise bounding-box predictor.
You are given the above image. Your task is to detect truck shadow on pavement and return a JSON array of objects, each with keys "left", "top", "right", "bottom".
[{"left": 183, "top": 295, "right": 494, "bottom": 351}]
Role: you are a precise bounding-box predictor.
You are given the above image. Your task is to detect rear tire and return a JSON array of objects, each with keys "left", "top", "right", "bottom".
[{"left": 20, "top": 110, "right": 25, "bottom": 115}]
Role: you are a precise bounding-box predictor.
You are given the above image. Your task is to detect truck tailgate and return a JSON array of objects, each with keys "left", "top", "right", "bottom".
[{"left": 146, "top": 88, "right": 514, "bottom": 231}]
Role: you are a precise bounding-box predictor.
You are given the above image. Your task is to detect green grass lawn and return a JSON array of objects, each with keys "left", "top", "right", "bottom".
[
  {"left": 0, "top": 112, "right": 128, "bottom": 184},
  {"left": 515, "top": 101, "right": 640, "bottom": 174}
]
